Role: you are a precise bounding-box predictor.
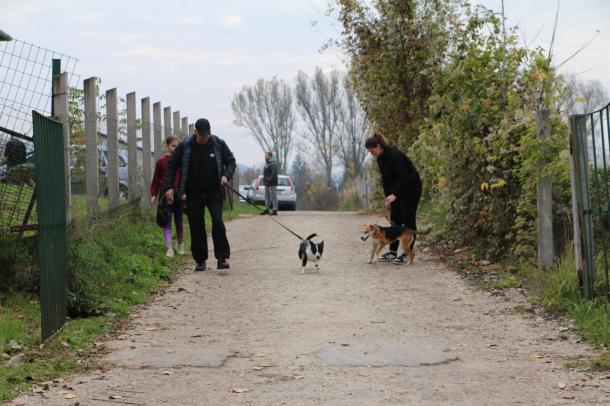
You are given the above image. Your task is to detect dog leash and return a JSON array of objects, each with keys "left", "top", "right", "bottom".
[{"left": 225, "top": 184, "right": 304, "bottom": 240}]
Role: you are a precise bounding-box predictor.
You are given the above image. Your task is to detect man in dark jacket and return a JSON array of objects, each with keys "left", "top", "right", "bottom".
[
  {"left": 365, "top": 133, "right": 422, "bottom": 264},
  {"left": 164, "top": 118, "right": 236, "bottom": 272},
  {"left": 260, "top": 151, "right": 278, "bottom": 215}
]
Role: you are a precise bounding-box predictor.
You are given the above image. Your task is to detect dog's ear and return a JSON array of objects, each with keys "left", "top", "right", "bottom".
[{"left": 318, "top": 241, "right": 324, "bottom": 254}]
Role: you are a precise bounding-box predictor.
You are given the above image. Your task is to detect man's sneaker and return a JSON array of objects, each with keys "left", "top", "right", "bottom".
[
  {"left": 377, "top": 252, "right": 397, "bottom": 262},
  {"left": 217, "top": 258, "right": 230, "bottom": 270},
  {"left": 166, "top": 247, "right": 175, "bottom": 258},
  {"left": 176, "top": 242, "right": 185, "bottom": 255},
  {"left": 260, "top": 209, "right": 270, "bottom": 215},
  {"left": 393, "top": 254, "right": 408, "bottom": 264},
  {"left": 195, "top": 261, "right": 207, "bottom": 272},
  {"left": 271, "top": 210, "right": 278, "bottom": 216}
]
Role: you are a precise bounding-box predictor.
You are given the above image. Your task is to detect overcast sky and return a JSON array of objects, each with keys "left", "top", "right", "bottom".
[{"left": 2, "top": 0, "right": 609, "bottom": 169}]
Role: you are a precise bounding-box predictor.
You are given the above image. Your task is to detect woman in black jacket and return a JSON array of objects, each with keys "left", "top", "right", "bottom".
[{"left": 365, "top": 132, "right": 422, "bottom": 263}]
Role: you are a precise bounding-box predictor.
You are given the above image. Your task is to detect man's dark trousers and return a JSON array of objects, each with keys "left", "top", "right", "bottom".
[{"left": 186, "top": 190, "right": 230, "bottom": 263}]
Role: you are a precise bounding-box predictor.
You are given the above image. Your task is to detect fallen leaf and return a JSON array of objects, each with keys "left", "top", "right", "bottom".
[
  {"left": 258, "top": 364, "right": 273, "bottom": 368},
  {"left": 530, "top": 353, "right": 544, "bottom": 359},
  {"left": 231, "top": 387, "right": 251, "bottom": 394},
  {"left": 558, "top": 383, "right": 566, "bottom": 389},
  {"left": 109, "top": 395, "right": 123, "bottom": 400},
  {"left": 64, "top": 393, "right": 77, "bottom": 399},
  {"left": 294, "top": 375, "right": 304, "bottom": 380},
  {"left": 162, "top": 370, "right": 174, "bottom": 375},
  {"left": 562, "top": 394, "right": 575, "bottom": 400},
  {"left": 253, "top": 367, "right": 263, "bottom": 371}
]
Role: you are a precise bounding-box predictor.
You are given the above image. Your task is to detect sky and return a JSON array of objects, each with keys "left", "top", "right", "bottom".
[{"left": 2, "top": 0, "right": 610, "bottom": 169}]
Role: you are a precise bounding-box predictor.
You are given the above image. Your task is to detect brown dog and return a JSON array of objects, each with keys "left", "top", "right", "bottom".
[{"left": 360, "top": 224, "right": 430, "bottom": 264}]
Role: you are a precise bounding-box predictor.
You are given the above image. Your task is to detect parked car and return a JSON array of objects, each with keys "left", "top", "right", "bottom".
[
  {"left": 249, "top": 175, "right": 297, "bottom": 211},
  {"left": 70, "top": 145, "right": 129, "bottom": 198},
  {"left": 238, "top": 184, "right": 251, "bottom": 203}
]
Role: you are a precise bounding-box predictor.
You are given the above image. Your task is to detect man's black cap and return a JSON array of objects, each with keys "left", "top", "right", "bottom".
[{"left": 195, "top": 118, "right": 211, "bottom": 136}]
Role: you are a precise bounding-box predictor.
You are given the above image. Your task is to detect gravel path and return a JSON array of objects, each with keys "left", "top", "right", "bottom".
[{"left": 9, "top": 211, "right": 610, "bottom": 405}]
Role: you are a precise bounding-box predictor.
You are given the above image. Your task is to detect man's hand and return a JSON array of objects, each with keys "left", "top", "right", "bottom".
[
  {"left": 385, "top": 194, "right": 397, "bottom": 209},
  {"left": 151, "top": 196, "right": 157, "bottom": 204},
  {"left": 165, "top": 188, "right": 174, "bottom": 204},
  {"left": 220, "top": 176, "right": 228, "bottom": 185}
]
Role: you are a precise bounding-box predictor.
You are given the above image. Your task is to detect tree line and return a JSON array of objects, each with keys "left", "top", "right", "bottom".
[{"left": 231, "top": 68, "right": 371, "bottom": 209}]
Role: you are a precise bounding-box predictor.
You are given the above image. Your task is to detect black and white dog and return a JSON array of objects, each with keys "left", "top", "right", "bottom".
[{"left": 298, "top": 233, "right": 324, "bottom": 274}]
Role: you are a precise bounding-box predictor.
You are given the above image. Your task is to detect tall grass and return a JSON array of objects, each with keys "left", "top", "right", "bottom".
[{"left": 540, "top": 249, "right": 610, "bottom": 347}]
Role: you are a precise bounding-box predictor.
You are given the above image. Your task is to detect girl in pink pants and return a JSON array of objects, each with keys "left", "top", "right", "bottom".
[{"left": 151, "top": 136, "right": 184, "bottom": 257}]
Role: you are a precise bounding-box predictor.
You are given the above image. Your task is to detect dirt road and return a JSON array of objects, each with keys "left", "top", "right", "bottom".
[{"left": 9, "top": 212, "right": 610, "bottom": 405}]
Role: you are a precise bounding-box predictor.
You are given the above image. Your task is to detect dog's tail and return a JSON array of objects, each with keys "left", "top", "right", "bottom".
[
  {"left": 304, "top": 233, "right": 318, "bottom": 240},
  {"left": 413, "top": 225, "right": 432, "bottom": 235}
]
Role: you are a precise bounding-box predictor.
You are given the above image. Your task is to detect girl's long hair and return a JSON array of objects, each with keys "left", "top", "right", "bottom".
[{"left": 364, "top": 132, "right": 388, "bottom": 149}]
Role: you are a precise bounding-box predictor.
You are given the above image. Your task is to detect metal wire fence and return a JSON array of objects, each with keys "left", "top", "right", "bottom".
[{"left": 0, "top": 38, "right": 79, "bottom": 232}]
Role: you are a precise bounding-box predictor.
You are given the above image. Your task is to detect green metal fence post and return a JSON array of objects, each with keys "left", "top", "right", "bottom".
[{"left": 33, "top": 111, "right": 68, "bottom": 340}]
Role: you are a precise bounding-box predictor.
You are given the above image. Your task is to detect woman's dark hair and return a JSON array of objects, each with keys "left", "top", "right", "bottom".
[
  {"left": 165, "top": 135, "right": 179, "bottom": 145},
  {"left": 365, "top": 132, "right": 388, "bottom": 149}
]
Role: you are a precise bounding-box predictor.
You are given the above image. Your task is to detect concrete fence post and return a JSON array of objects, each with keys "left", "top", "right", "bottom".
[
  {"left": 188, "top": 123, "right": 194, "bottom": 137},
  {"left": 52, "top": 72, "right": 71, "bottom": 224},
  {"left": 126, "top": 92, "right": 138, "bottom": 201},
  {"left": 537, "top": 107, "right": 554, "bottom": 270},
  {"left": 84, "top": 77, "right": 99, "bottom": 217},
  {"left": 181, "top": 117, "right": 188, "bottom": 139},
  {"left": 163, "top": 106, "right": 172, "bottom": 141},
  {"left": 173, "top": 111, "right": 181, "bottom": 139},
  {"left": 106, "top": 88, "right": 120, "bottom": 210},
  {"left": 153, "top": 102, "right": 162, "bottom": 160},
  {"left": 141, "top": 97, "right": 152, "bottom": 212}
]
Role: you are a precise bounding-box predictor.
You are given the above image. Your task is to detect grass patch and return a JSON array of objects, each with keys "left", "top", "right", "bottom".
[{"left": 0, "top": 201, "right": 258, "bottom": 402}]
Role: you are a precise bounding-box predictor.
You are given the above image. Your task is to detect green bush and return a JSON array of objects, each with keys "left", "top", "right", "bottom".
[{"left": 67, "top": 209, "right": 172, "bottom": 317}]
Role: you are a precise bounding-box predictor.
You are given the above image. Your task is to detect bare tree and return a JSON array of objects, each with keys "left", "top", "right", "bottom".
[
  {"left": 295, "top": 67, "right": 341, "bottom": 187},
  {"left": 231, "top": 77, "right": 295, "bottom": 173},
  {"left": 558, "top": 73, "right": 609, "bottom": 116},
  {"left": 336, "top": 75, "right": 370, "bottom": 184}
]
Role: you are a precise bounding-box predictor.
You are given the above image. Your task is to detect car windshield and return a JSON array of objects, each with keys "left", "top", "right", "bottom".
[{"left": 278, "top": 177, "right": 290, "bottom": 186}]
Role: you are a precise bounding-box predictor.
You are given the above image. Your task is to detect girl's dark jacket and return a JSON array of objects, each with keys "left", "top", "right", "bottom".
[
  {"left": 163, "top": 134, "right": 236, "bottom": 197},
  {"left": 377, "top": 144, "right": 421, "bottom": 197}
]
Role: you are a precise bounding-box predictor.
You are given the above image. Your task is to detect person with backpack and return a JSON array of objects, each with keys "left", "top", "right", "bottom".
[{"left": 164, "top": 118, "right": 236, "bottom": 272}]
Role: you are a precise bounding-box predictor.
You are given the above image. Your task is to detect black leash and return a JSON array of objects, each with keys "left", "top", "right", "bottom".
[{"left": 225, "top": 184, "right": 304, "bottom": 240}]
